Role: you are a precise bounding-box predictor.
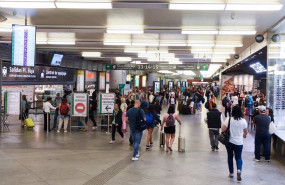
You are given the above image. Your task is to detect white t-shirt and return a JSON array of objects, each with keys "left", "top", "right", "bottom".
[
  {"left": 223, "top": 117, "right": 247, "bottom": 145},
  {"left": 149, "top": 95, "right": 154, "bottom": 103},
  {"left": 231, "top": 96, "right": 239, "bottom": 105}
]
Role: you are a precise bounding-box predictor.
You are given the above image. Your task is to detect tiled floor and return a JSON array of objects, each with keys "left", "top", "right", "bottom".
[{"left": 0, "top": 105, "right": 285, "bottom": 185}]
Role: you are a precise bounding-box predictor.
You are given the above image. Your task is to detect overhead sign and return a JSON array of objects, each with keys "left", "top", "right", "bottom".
[
  {"left": 12, "top": 25, "right": 36, "bottom": 67},
  {"left": 2, "top": 63, "right": 74, "bottom": 83},
  {"left": 72, "top": 93, "right": 88, "bottom": 117},
  {"left": 4, "top": 91, "right": 21, "bottom": 115},
  {"left": 200, "top": 64, "right": 209, "bottom": 71},
  {"left": 98, "top": 93, "right": 115, "bottom": 114},
  {"left": 107, "top": 64, "right": 196, "bottom": 70}
]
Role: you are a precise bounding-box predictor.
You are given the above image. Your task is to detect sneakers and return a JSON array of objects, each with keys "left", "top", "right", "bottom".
[
  {"left": 109, "top": 140, "right": 115, "bottom": 144},
  {"left": 150, "top": 142, "right": 153, "bottom": 147},
  {"left": 146, "top": 145, "right": 150, "bottom": 150},
  {"left": 64, "top": 130, "right": 67, "bottom": 133},
  {"left": 215, "top": 146, "right": 219, "bottom": 151},
  {"left": 237, "top": 172, "right": 242, "bottom": 182},
  {"left": 253, "top": 158, "right": 260, "bottom": 162},
  {"left": 57, "top": 130, "right": 60, "bottom": 133},
  {"left": 211, "top": 147, "right": 215, "bottom": 151},
  {"left": 136, "top": 153, "right": 140, "bottom": 158},
  {"left": 132, "top": 157, "right": 139, "bottom": 161},
  {"left": 92, "top": 126, "right": 97, "bottom": 130},
  {"left": 265, "top": 160, "right": 271, "bottom": 162}
]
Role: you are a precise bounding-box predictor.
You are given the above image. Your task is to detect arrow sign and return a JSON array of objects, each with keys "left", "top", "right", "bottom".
[{"left": 105, "top": 105, "right": 111, "bottom": 112}]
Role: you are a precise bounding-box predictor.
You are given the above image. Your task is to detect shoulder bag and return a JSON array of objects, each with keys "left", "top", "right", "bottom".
[{"left": 218, "top": 117, "right": 231, "bottom": 145}]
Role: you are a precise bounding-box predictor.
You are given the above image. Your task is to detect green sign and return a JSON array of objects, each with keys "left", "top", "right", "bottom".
[
  {"left": 200, "top": 64, "right": 209, "bottom": 71},
  {"left": 200, "top": 74, "right": 203, "bottom": 81},
  {"left": 105, "top": 63, "right": 113, "bottom": 70},
  {"left": 164, "top": 76, "right": 168, "bottom": 79},
  {"left": 119, "top": 84, "right": 125, "bottom": 94}
]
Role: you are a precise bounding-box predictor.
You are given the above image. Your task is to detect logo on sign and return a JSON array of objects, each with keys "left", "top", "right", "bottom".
[
  {"left": 75, "top": 103, "right": 86, "bottom": 113},
  {"left": 2, "top": 66, "right": 7, "bottom": 77}
]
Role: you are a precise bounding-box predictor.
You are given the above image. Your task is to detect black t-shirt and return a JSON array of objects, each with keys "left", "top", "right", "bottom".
[{"left": 253, "top": 114, "right": 271, "bottom": 134}]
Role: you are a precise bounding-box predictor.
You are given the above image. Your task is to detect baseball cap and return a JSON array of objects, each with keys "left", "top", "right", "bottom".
[{"left": 258, "top": 105, "right": 266, "bottom": 113}]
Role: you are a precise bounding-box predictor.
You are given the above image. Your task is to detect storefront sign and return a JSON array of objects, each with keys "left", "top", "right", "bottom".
[
  {"left": 107, "top": 64, "right": 196, "bottom": 70},
  {"left": 4, "top": 91, "right": 21, "bottom": 115},
  {"left": 98, "top": 93, "right": 115, "bottom": 114},
  {"left": 2, "top": 63, "right": 74, "bottom": 83},
  {"left": 72, "top": 93, "right": 88, "bottom": 117}
]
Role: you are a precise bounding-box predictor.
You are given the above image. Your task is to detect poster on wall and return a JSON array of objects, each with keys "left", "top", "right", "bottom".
[
  {"left": 135, "top": 75, "right": 140, "bottom": 87},
  {"left": 85, "top": 70, "right": 96, "bottom": 83},
  {"left": 142, "top": 76, "right": 147, "bottom": 87},
  {"left": 106, "top": 84, "right": 110, "bottom": 93},
  {"left": 1, "top": 85, "right": 34, "bottom": 104},
  {"left": 221, "top": 75, "right": 234, "bottom": 97},
  {"left": 77, "top": 70, "right": 84, "bottom": 92},
  {"left": 4, "top": 91, "right": 21, "bottom": 115},
  {"left": 72, "top": 93, "right": 88, "bottom": 117},
  {"left": 106, "top": 72, "right": 110, "bottom": 83},
  {"left": 182, "top": 81, "right": 186, "bottom": 87},
  {"left": 186, "top": 82, "right": 189, "bottom": 88},
  {"left": 153, "top": 81, "right": 160, "bottom": 93},
  {"left": 177, "top": 81, "right": 181, "bottom": 88},
  {"left": 168, "top": 81, "right": 174, "bottom": 90},
  {"left": 99, "top": 72, "right": 106, "bottom": 90}
]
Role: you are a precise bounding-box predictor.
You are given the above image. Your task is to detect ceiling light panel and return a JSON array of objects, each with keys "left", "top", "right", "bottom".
[
  {"left": 169, "top": 3, "right": 226, "bottom": 10},
  {"left": 219, "top": 30, "right": 256, "bottom": 35},
  {"left": 0, "top": 1, "right": 56, "bottom": 8},
  {"left": 225, "top": 3, "right": 283, "bottom": 11},
  {"left": 82, "top": 52, "right": 101, "bottom": 57},
  {"left": 116, "top": 57, "right": 132, "bottom": 62},
  {"left": 104, "top": 41, "right": 131, "bottom": 46},
  {"left": 182, "top": 30, "right": 219, "bottom": 35},
  {"left": 106, "top": 28, "right": 144, "bottom": 34},
  {"left": 215, "top": 43, "right": 243, "bottom": 47},
  {"left": 55, "top": 2, "right": 112, "bottom": 9},
  {"left": 132, "top": 42, "right": 159, "bottom": 46}
]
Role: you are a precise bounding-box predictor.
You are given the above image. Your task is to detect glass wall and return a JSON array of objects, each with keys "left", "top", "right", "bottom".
[{"left": 268, "top": 19, "right": 285, "bottom": 129}]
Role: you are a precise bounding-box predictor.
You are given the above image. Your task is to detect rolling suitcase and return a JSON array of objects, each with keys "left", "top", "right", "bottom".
[
  {"left": 24, "top": 114, "right": 35, "bottom": 128},
  {"left": 159, "top": 132, "right": 165, "bottom": 147},
  {"left": 178, "top": 124, "right": 185, "bottom": 152}
]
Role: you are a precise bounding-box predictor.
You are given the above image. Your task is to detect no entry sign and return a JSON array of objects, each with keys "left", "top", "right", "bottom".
[{"left": 72, "top": 93, "right": 88, "bottom": 117}]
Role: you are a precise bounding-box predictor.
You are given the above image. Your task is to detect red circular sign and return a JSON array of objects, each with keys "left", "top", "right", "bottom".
[{"left": 75, "top": 103, "right": 85, "bottom": 113}]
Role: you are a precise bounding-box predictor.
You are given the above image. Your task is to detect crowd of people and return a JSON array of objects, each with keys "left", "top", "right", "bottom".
[{"left": 19, "top": 85, "right": 275, "bottom": 183}]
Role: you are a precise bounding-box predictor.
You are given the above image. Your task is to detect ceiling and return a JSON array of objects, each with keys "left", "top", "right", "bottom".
[{"left": 0, "top": 0, "right": 284, "bottom": 77}]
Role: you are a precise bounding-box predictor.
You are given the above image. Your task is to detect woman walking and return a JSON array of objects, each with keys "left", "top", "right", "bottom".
[
  {"left": 109, "top": 103, "right": 124, "bottom": 144},
  {"left": 161, "top": 106, "right": 181, "bottom": 152},
  {"left": 20, "top": 95, "right": 28, "bottom": 127},
  {"left": 221, "top": 105, "right": 248, "bottom": 182},
  {"left": 145, "top": 105, "right": 161, "bottom": 149},
  {"left": 120, "top": 98, "right": 128, "bottom": 134},
  {"left": 57, "top": 98, "right": 70, "bottom": 133}
]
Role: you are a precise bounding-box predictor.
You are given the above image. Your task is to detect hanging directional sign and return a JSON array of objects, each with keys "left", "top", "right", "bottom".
[
  {"left": 105, "top": 64, "right": 196, "bottom": 70},
  {"left": 98, "top": 93, "right": 115, "bottom": 114},
  {"left": 200, "top": 64, "right": 209, "bottom": 71}
]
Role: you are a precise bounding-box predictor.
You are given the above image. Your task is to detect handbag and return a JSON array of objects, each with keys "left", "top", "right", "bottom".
[
  {"left": 218, "top": 117, "right": 231, "bottom": 145},
  {"left": 269, "top": 121, "right": 277, "bottom": 135}
]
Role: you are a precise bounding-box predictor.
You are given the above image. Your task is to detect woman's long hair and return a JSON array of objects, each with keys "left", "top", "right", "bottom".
[{"left": 232, "top": 105, "right": 243, "bottom": 120}]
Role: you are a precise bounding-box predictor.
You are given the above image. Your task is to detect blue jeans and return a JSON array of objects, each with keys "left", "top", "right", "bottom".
[
  {"left": 247, "top": 104, "right": 253, "bottom": 115},
  {"left": 131, "top": 129, "right": 143, "bottom": 158},
  {"left": 53, "top": 109, "right": 59, "bottom": 128},
  {"left": 226, "top": 142, "right": 243, "bottom": 174},
  {"left": 255, "top": 132, "right": 271, "bottom": 160},
  {"left": 196, "top": 101, "right": 201, "bottom": 111}
]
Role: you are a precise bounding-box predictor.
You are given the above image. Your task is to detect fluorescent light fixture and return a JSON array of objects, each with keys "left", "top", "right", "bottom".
[
  {"left": 36, "top": 41, "right": 48, "bottom": 44},
  {"left": 214, "top": 51, "right": 235, "bottom": 54},
  {"left": 47, "top": 41, "right": 75, "bottom": 45},
  {"left": 211, "top": 59, "right": 227, "bottom": 63},
  {"left": 107, "top": 28, "right": 143, "bottom": 34},
  {"left": 82, "top": 52, "right": 101, "bottom": 58},
  {"left": 158, "top": 70, "right": 173, "bottom": 74},
  {"left": 250, "top": 62, "right": 267, "bottom": 73},
  {"left": 169, "top": 62, "right": 182, "bottom": 65},
  {"left": 182, "top": 30, "right": 219, "bottom": 35},
  {"left": 132, "top": 42, "right": 159, "bottom": 46},
  {"left": 219, "top": 30, "right": 256, "bottom": 35},
  {"left": 124, "top": 49, "right": 146, "bottom": 53},
  {"left": 116, "top": 57, "right": 132, "bottom": 62},
  {"left": 104, "top": 41, "right": 131, "bottom": 46},
  {"left": 0, "top": 28, "right": 12, "bottom": 32},
  {"left": 55, "top": 2, "right": 112, "bottom": 9},
  {"left": 226, "top": 3, "right": 283, "bottom": 11},
  {"left": 160, "top": 42, "right": 187, "bottom": 46},
  {"left": 194, "top": 55, "right": 230, "bottom": 59},
  {"left": 130, "top": 61, "right": 148, "bottom": 64},
  {"left": 0, "top": 1, "right": 56, "bottom": 8},
  {"left": 176, "top": 70, "right": 195, "bottom": 75},
  {"left": 169, "top": 3, "right": 225, "bottom": 10},
  {"left": 215, "top": 43, "right": 243, "bottom": 47},
  {"left": 188, "top": 43, "right": 215, "bottom": 47}
]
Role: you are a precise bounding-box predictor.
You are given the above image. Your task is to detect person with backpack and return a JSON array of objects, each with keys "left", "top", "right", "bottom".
[
  {"left": 145, "top": 105, "right": 161, "bottom": 149},
  {"left": 57, "top": 98, "right": 70, "bottom": 133},
  {"left": 221, "top": 105, "right": 248, "bottom": 182},
  {"left": 205, "top": 103, "right": 222, "bottom": 151},
  {"left": 52, "top": 93, "right": 62, "bottom": 130},
  {"left": 161, "top": 106, "right": 182, "bottom": 152},
  {"left": 126, "top": 100, "right": 146, "bottom": 161},
  {"left": 20, "top": 95, "right": 29, "bottom": 128},
  {"left": 222, "top": 93, "right": 232, "bottom": 117},
  {"left": 109, "top": 103, "right": 124, "bottom": 144}
]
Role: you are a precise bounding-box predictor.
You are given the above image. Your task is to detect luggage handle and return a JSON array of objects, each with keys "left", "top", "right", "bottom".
[
  {"left": 23, "top": 113, "right": 27, "bottom": 120},
  {"left": 179, "top": 123, "right": 181, "bottom": 137}
]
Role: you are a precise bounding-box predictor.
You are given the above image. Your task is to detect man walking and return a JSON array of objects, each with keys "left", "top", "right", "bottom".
[
  {"left": 222, "top": 93, "right": 232, "bottom": 117},
  {"left": 126, "top": 100, "right": 146, "bottom": 161},
  {"left": 205, "top": 103, "right": 223, "bottom": 151},
  {"left": 252, "top": 105, "right": 271, "bottom": 162}
]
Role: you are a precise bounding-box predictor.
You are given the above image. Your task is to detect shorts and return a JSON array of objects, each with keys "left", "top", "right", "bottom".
[
  {"left": 164, "top": 126, "right": 176, "bottom": 134},
  {"left": 146, "top": 123, "right": 155, "bottom": 128},
  {"left": 190, "top": 102, "right": 194, "bottom": 108}
]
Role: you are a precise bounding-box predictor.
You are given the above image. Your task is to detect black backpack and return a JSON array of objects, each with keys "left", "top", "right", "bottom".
[
  {"left": 222, "top": 97, "right": 228, "bottom": 107},
  {"left": 205, "top": 102, "right": 209, "bottom": 109},
  {"left": 135, "top": 109, "right": 147, "bottom": 131}
]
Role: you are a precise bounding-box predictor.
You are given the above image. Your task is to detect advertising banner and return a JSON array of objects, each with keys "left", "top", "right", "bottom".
[
  {"left": 4, "top": 91, "right": 21, "bottom": 115},
  {"left": 153, "top": 81, "right": 160, "bottom": 93},
  {"left": 72, "top": 93, "right": 88, "bottom": 117},
  {"left": 98, "top": 93, "right": 115, "bottom": 114}
]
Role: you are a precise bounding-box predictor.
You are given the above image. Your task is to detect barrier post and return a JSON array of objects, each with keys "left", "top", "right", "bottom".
[{"left": 107, "top": 111, "right": 110, "bottom": 134}]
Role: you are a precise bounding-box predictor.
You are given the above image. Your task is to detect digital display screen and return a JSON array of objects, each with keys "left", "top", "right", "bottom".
[
  {"left": 50, "top": 54, "right": 63, "bottom": 66},
  {"left": 11, "top": 25, "right": 36, "bottom": 67},
  {"left": 250, "top": 62, "right": 267, "bottom": 73}
]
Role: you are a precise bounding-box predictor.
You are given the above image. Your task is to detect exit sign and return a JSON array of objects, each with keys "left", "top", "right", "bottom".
[{"left": 200, "top": 64, "right": 209, "bottom": 71}]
